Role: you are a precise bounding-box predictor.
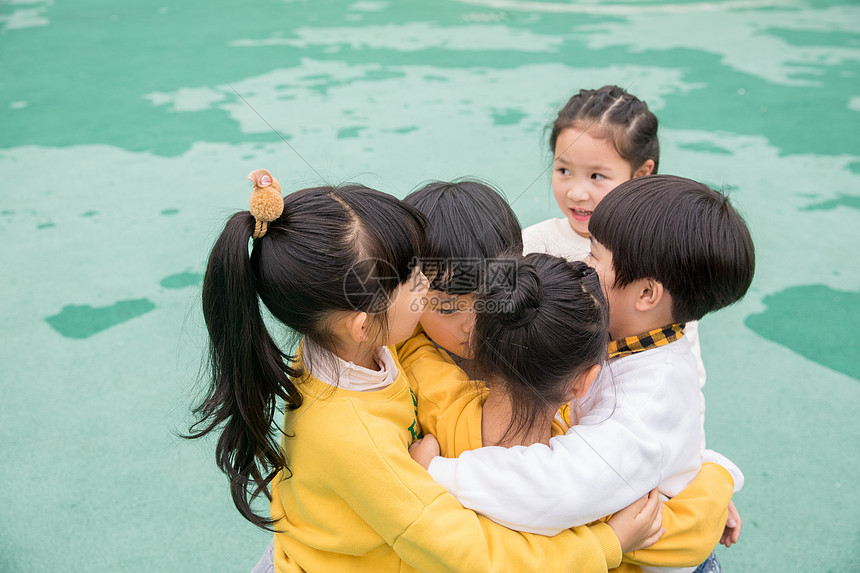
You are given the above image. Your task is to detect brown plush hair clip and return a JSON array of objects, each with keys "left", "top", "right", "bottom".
[{"left": 248, "top": 169, "right": 284, "bottom": 238}]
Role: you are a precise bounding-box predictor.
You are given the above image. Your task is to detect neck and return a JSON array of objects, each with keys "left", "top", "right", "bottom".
[
  {"left": 332, "top": 341, "right": 379, "bottom": 370},
  {"left": 481, "top": 385, "right": 553, "bottom": 447},
  {"left": 611, "top": 309, "right": 676, "bottom": 341}
]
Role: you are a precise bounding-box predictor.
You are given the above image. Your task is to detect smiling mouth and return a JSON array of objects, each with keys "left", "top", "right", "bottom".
[{"left": 571, "top": 208, "right": 592, "bottom": 221}]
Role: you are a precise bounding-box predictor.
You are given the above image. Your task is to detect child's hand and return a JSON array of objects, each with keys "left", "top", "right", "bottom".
[
  {"left": 409, "top": 435, "right": 440, "bottom": 470},
  {"left": 607, "top": 488, "right": 665, "bottom": 554},
  {"left": 720, "top": 501, "right": 742, "bottom": 547}
]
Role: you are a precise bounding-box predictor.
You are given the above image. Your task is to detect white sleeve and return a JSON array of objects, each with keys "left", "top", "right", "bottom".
[
  {"left": 684, "top": 321, "right": 708, "bottom": 449},
  {"left": 427, "top": 414, "right": 663, "bottom": 535},
  {"left": 701, "top": 449, "right": 744, "bottom": 493}
]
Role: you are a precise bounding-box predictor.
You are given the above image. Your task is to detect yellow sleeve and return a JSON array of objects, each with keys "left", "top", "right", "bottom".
[
  {"left": 304, "top": 400, "right": 620, "bottom": 572},
  {"left": 397, "top": 332, "right": 477, "bottom": 437},
  {"left": 620, "top": 462, "right": 732, "bottom": 569}
]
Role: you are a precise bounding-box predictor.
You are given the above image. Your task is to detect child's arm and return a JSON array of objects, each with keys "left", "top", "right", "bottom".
[
  {"left": 426, "top": 358, "right": 705, "bottom": 534},
  {"left": 426, "top": 363, "right": 680, "bottom": 533},
  {"left": 621, "top": 462, "right": 733, "bottom": 568},
  {"left": 427, "top": 416, "right": 662, "bottom": 534},
  {"left": 286, "top": 404, "right": 626, "bottom": 573}
]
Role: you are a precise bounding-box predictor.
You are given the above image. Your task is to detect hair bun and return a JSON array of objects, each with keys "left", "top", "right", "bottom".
[{"left": 497, "top": 264, "right": 542, "bottom": 329}]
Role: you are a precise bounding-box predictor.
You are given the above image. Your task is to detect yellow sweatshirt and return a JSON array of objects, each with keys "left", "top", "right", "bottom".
[
  {"left": 398, "top": 333, "right": 733, "bottom": 572},
  {"left": 270, "top": 344, "right": 622, "bottom": 573}
]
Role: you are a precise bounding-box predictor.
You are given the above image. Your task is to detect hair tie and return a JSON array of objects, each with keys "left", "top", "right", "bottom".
[{"left": 248, "top": 169, "right": 284, "bottom": 238}]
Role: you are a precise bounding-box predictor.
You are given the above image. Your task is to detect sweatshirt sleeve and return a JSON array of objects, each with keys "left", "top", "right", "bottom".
[
  {"left": 622, "top": 462, "right": 733, "bottom": 568},
  {"left": 307, "top": 401, "right": 620, "bottom": 573},
  {"left": 427, "top": 415, "right": 662, "bottom": 534}
]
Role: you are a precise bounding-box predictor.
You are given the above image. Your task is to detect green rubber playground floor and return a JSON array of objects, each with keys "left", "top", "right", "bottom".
[{"left": 2, "top": 1, "right": 859, "bottom": 571}]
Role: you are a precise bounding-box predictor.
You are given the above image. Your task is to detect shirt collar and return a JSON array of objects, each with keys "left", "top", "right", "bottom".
[
  {"left": 608, "top": 323, "right": 686, "bottom": 359},
  {"left": 303, "top": 339, "right": 399, "bottom": 391}
]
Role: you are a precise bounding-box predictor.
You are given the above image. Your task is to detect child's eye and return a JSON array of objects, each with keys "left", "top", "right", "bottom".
[
  {"left": 438, "top": 308, "right": 458, "bottom": 316},
  {"left": 591, "top": 173, "right": 606, "bottom": 181},
  {"left": 558, "top": 168, "right": 570, "bottom": 176}
]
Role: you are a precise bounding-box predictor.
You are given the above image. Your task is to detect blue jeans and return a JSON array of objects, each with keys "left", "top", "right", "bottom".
[{"left": 692, "top": 552, "right": 722, "bottom": 573}]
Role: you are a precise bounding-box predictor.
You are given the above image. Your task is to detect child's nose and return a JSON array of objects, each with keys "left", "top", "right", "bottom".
[{"left": 567, "top": 181, "right": 589, "bottom": 201}]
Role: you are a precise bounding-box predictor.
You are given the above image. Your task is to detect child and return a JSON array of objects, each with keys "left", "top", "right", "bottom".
[
  {"left": 420, "top": 175, "right": 754, "bottom": 573},
  {"left": 523, "top": 85, "right": 709, "bottom": 448},
  {"left": 189, "top": 169, "right": 662, "bottom": 573},
  {"left": 523, "top": 85, "right": 657, "bottom": 260},
  {"left": 397, "top": 179, "right": 523, "bottom": 436},
  {"left": 403, "top": 179, "right": 523, "bottom": 362},
  {"left": 406, "top": 254, "right": 608, "bottom": 459}
]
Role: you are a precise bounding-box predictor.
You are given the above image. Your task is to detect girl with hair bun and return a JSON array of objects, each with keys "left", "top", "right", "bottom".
[
  {"left": 409, "top": 253, "right": 608, "bottom": 460},
  {"left": 472, "top": 254, "right": 607, "bottom": 449}
]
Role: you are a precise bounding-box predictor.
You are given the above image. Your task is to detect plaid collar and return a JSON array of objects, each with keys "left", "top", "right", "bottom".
[{"left": 608, "top": 323, "right": 686, "bottom": 359}]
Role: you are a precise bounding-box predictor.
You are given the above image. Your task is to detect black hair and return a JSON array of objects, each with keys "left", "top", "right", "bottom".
[
  {"left": 186, "top": 182, "right": 424, "bottom": 529},
  {"left": 403, "top": 179, "right": 522, "bottom": 295},
  {"left": 550, "top": 85, "right": 660, "bottom": 174},
  {"left": 471, "top": 253, "right": 608, "bottom": 440},
  {"left": 589, "top": 174, "right": 755, "bottom": 323}
]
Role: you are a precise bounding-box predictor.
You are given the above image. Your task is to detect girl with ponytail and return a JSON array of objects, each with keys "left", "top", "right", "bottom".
[{"left": 188, "top": 170, "right": 663, "bottom": 573}]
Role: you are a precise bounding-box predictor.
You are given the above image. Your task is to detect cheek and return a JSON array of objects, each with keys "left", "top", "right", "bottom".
[
  {"left": 551, "top": 174, "right": 568, "bottom": 205},
  {"left": 420, "top": 315, "right": 457, "bottom": 349},
  {"left": 595, "top": 265, "right": 613, "bottom": 298},
  {"left": 592, "top": 184, "right": 616, "bottom": 206}
]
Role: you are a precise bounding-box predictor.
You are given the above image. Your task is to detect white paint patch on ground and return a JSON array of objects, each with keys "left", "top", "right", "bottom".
[
  {"left": 229, "top": 22, "right": 563, "bottom": 52},
  {"left": 144, "top": 87, "right": 227, "bottom": 112},
  {"left": 455, "top": 0, "right": 795, "bottom": 15},
  {"left": 0, "top": 0, "right": 52, "bottom": 32},
  {"left": 348, "top": 1, "right": 389, "bottom": 11},
  {"left": 577, "top": 6, "right": 860, "bottom": 87}
]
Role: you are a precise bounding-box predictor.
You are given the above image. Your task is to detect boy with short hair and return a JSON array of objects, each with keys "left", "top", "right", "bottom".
[{"left": 423, "top": 175, "right": 754, "bottom": 572}]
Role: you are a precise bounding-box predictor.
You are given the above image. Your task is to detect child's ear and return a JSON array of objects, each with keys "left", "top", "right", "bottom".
[
  {"left": 571, "top": 364, "right": 601, "bottom": 400},
  {"left": 633, "top": 159, "right": 655, "bottom": 178},
  {"left": 634, "top": 278, "right": 664, "bottom": 311},
  {"left": 344, "top": 312, "right": 370, "bottom": 343}
]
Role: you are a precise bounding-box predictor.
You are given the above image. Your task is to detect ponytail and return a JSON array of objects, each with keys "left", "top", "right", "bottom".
[
  {"left": 187, "top": 178, "right": 425, "bottom": 529},
  {"left": 187, "top": 211, "right": 302, "bottom": 530}
]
